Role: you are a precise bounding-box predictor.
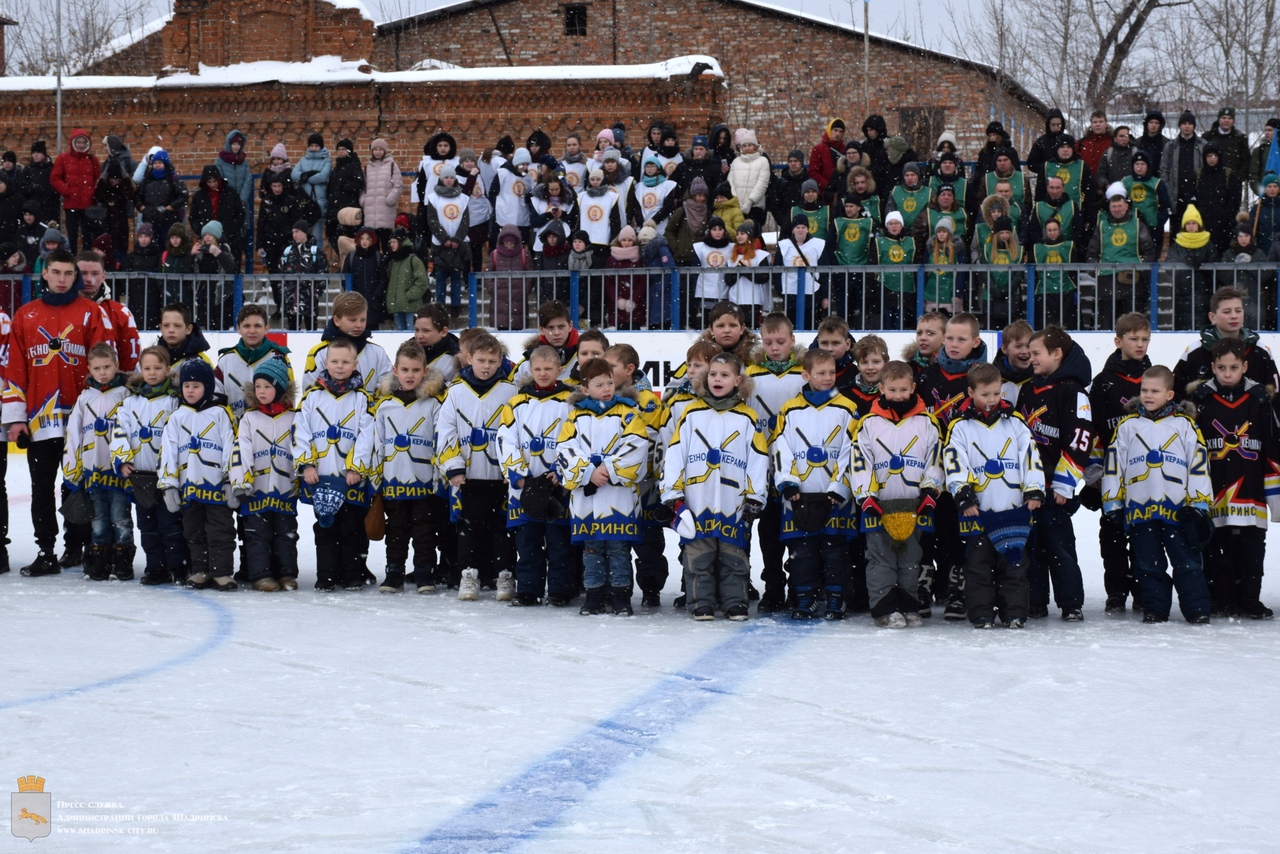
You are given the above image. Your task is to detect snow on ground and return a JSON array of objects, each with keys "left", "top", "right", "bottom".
[{"left": 3, "top": 458, "right": 1279, "bottom": 852}]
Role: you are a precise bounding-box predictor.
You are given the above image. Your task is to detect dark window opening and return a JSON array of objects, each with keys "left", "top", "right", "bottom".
[{"left": 564, "top": 4, "right": 587, "bottom": 36}]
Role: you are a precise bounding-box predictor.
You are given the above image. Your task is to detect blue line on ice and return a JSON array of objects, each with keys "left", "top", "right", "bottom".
[
  {"left": 0, "top": 589, "right": 234, "bottom": 711},
  {"left": 403, "top": 619, "right": 817, "bottom": 853}
]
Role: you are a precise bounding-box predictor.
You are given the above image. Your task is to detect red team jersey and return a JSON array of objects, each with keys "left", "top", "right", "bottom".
[{"left": 1, "top": 296, "right": 113, "bottom": 441}]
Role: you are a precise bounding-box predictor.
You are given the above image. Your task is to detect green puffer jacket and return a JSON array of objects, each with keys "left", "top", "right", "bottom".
[{"left": 383, "top": 240, "right": 429, "bottom": 315}]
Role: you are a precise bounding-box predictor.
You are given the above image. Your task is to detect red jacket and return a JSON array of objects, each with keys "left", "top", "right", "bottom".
[
  {"left": 808, "top": 128, "right": 847, "bottom": 198},
  {"left": 96, "top": 296, "right": 141, "bottom": 372},
  {"left": 50, "top": 129, "right": 101, "bottom": 210},
  {"left": 1, "top": 294, "right": 112, "bottom": 440},
  {"left": 1076, "top": 130, "right": 1112, "bottom": 179}
]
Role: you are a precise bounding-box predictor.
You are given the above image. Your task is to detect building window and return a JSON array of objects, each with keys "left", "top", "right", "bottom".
[{"left": 564, "top": 4, "right": 587, "bottom": 36}]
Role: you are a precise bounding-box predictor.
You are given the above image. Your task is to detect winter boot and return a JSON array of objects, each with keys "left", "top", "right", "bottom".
[
  {"left": 1104, "top": 594, "right": 1127, "bottom": 613},
  {"left": 757, "top": 587, "right": 787, "bottom": 614},
  {"left": 457, "top": 568, "right": 481, "bottom": 601},
  {"left": 210, "top": 576, "right": 238, "bottom": 591},
  {"left": 579, "top": 586, "right": 607, "bottom": 615},
  {"left": 725, "top": 604, "right": 749, "bottom": 621},
  {"left": 875, "top": 612, "right": 907, "bottom": 628},
  {"left": 823, "top": 586, "right": 846, "bottom": 621},
  {"left": 380, "top": 566, "right": 406, "bottom": 593},
  {"left": 83, "top": 546, "right": 111, "bottom": 581},
  {"left": 943, "top": 565, "right": 966, "bottom": 620},
  {"left": 496, "top": 570, "right": 515, "bottom": 602},
  {"left": 58, "top": 530, "right": 88, "bottom": 568},
  {"left": 186, "top": 572, "right": 213, "bottom": 590},
  {"left": 139, "top": 567, "right": 172, "bottom": 586},
  {"left": 513, "top": 592, "right": 542, "bottom": 606},
  {"left": 252, "top": 577, "right": 281, "bottom": 592},
  {"left": 0, "top": 546, "right": 10, "bottom": 574},
  {"left": 640, "top": 590, "right": 661, "bottom": 608},
  {"left": 21, "top": 551, "right": 61, "bottom": 577},
  {"left": 112, "top": 544, "right": 136, "bottom": 581},
  {"left": 791, "top": 587, "right": 819, "bottom": 620},
  {"left": 609, "top": 586, "right": 634, "bottom": 616},
  {"left": 279, "top": 576, "right": 299, "bottom": 591}
]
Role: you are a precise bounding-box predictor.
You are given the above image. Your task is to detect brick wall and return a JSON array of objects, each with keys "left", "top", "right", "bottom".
[{"left": 376, "top": 0, "right": 1047, "bottom": 157}]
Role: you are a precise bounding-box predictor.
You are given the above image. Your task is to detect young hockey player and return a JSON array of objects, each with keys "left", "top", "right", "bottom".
[
  {"left": 1173, "top": 286, "right": 1279, "bottom": 400},
  {"left": 1087, "top": 312, "right": 1151, "bottom": 613},
  {"left": 1018, "top": 325, "right": 1093, "bottom": 620},
  {"left": 1103, "top": 366, "right": 1213, "bottom": 624},
  {"left": 304, "top": 292, "right": 392, "bottom": 390},
  {"left": 231, "top": 356, "right": 300, "bottom": 591},
  {"left": 368, "top": 341, "right": 446, "bottom": 594},
  {"left": 746, "top": 312, "right": 807, "bottom": 613},
  {"left": 846, "top": 335, "right": 889, "bottom": 417},
  {"left": 159, "top": 358, "right": 238, "bottom": 591},
  {"left": 665, "top": 300, "right": 758, "bottom": 393},
  {"left": 111, "top": 346, "right": 186, "bottom": 585},
  {"left": 1190, "top": 339, "right": 1280, "bottom": 618},
  {"left": 294, "top": 337, "right": 375, "bottom": 591},
  {"left": 498, "top": 345, "right": 575, "bottom": 605},
  {"left": 62, "top": 343, "right": 132, "bottom": 581},
  {"left": 515, "top": 300, "right": 580, "bottom": 386},
  {"left": 660, "top": 352, "right": 769, "bottom": 620},
  {"left": 216, "top": 304, "right": 291, "bottom": 420},
  {"left": 945, "top": 363, "right": 1046, "bottom": 628},
  {"left": 157, "top": 303, "right": 217, "bottom": 378},
  {"left": 902, "top": 311, "right": 946, "bottom": 382},
  {"left": 852, "top": 360, "right": 945, "bottom": 628},
  {"left": 557, "top": 358, "right": 649, "bottom": 616},
  {"left": 437, "top": 332, "right": 519, "bottom": 601},
  {"left": 773, "top": 348, "right": 860, "bottom": 620},
  {"left": 413, "top": 302, "right": 460, "bottom": 383},
  {"left": 815, "top": 316, "right": 858, "bottom": 394},
  {"left": 994, "top": 319, "right": 1034, "bottom": 406}
]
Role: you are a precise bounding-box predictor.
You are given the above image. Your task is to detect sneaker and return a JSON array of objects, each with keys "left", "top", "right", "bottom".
[
  {"left": 379, "top": 569, "right": 405, "bottom": 593},
  {"left": 1029, "top": 604, "right": 1049, "bottom": 619},
  {"left": 513, "top": 592, "right": 542, "bottom": 606},
  {"left": 1188, "top": 614, "right": 1211, "bottom": 625},
  {"left": 904, "top": 612, "right": 924, "bottom": 628},
  {"left": 279, "top": 577, "right": 299, "bottom": 591},
  {"left": 692, "top": 606, "right": 715, "bottom": 621},
  {"left": 791, "top": 588, "right": 819, "bottom": 620},
  {"left": 823, "top": 587, "right": 846, "bottom": 621},
  {"left": 640, "top": 591, "right": 661, "bottom": 608},
  {"left": 57, "top": 542, "right": 85, "bottom": 569},
  {"left": 252, "top": 578, "right": 281, "bottom": 592},
  {"left": 20, "top": 552, "right": 61, "bottom": 577},
  {"left": 495, "top": 570, "right": 515, "bottom": 602},
  {"left": 725, "top": 604, "right": 749, "bottom": 621},
  {"left": 139, "top": 569, "right": 172, "bottom": 586},
  {"left": 579, "top": 587, "right": 607, "bottom": 615},
  {"left": 186, "top": 572, "right": 212, "bottom": 590},
  {"left": 210, "top": 577, "right": 238, "bottom": 592},
  {"left": 1104, "top": 595, "right": 1127, "bottom": 613},
  {"left": 416, "top": 582, "right": 437, "bottom": 595},
  {"left": 1005, "top": 617, "right": 1027, "bottom": 629},
  {"left": 875, "top": 612, "right": 907, "bottom": 629},
  {"left": 609, "top": 587, "right": 633, "bottom": 616},
  {"left": 1142, "top": 611, "right": 1168, "bottom": 623},
  {"left": 673, "top": 594, "right": 688, "bottom": 609},
  {"left": 457, "top": 569, "right": 481, "bottom": 601},
  {"left": 972, "top": 619, "right": 995, "bottom": 629},
  {"left": 943, "top": 592, "right": 967, "bottom": 621},
  {"left": 757, "top": 589, "right": 787, "bottom": 614},
  {"left": 1061, "top": 608, "right": 1084, "bottom": 622}
]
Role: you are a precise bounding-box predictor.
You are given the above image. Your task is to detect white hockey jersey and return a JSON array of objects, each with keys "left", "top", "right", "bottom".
[
  {"left": 746, "top": 352, "right": 807, "bottom": 437},
  {"left": 159, "top": 401, "right": 237, "bottom": 504},
  {"left": 851, "top": 397, "right": 945, "bottom": 503},
  {"left": 772, "top": 390, "right": 860, "bottom": 538},
  {"left": 62, "top": 379, "right": 130, "bottom": 491},
  {"left": 365, "top": 371, "right": 446, "bottom": 501},
  {"left": 110, "top": 377, "right": 179, "bottom": 477},
  {"left": 497, "top": 384, "right": 575, "bottom": 525},
  {"left": 303, "top": 338, "right": 392, "bottom": 391},
  {"left": 1102, "top": 402, "right": 1213, "bottom": 527},
  {"left": 943, "top": 404, "right": 1045, "bottom": 522},
  {"left": 659, "top": 396, "right": 769, "bottom": 548},
  {"left": 293, "top": 379, "right": 375, "bottom": 480},
  {"left": 556, "top": 393, "right": 649, "bottom": 542},
  {"left": 216, "top": 342, "right": 292, "bottom": 422},
  {"left": 231, "top": 401, "right": 299, "bottom": 515},
  {"left": 437, "top": 372, "right": 519, "bottom": 481}
]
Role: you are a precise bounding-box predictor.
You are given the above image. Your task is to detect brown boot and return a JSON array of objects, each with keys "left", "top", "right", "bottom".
[
  {"left": 253, "top": 578, "right": 281, "bottom": 592},
  {"left": 278, "top": 577, "right": 299, "bottom": 591}
]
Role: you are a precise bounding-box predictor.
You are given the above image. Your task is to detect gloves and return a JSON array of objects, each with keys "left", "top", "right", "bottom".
[
  {"left": 743, "top": 499, "right": 764, "bottom": 521},
  {"left": 226, "top": 490, "right": 241, "bottom": 511},
  {"left": 163, "top": 489, "right": 181, "bottom": 514},
  {"left": 860, "top": 496, "right": 882, "bottom": 525},
  {"left": 827, "top": 491, "right": 844, "bottom": 506},
  {"left": 954, "top": 485, "right": 979, "bottom": 514},
  {"left": 917, "top": 492, "right": 937, "bottom": 516},
  {"left": 781, "top": 484, "right": 801, "bottom": 503},
  {"left": 616, "top": 299, "right": 635, "bottom": 313},
  {"left": 1083, "top": 463, "right": 1104, "bottom": 487},
  {"left": 674, "top": 500, "right": 697, "bottom": 539}
]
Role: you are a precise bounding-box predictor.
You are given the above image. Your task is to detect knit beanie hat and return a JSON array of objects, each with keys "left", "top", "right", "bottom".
[
  {"left": 637, "top": 223, "right": 658, "bottom": 244},
  {"left": 689, "top": 177, "right": 709, "bottom": 197},
  {"left": 714, "top": 181, "right": 733, "bottom": 199},
  {"left": 1179, "top": 110, "right": 1197, "bottom": 127},
  {"left": 336, "top": 138, "right": 354, "bottom": 153},
  {"left": 513, "top": 148, "right": 532, "bottom": 166},
  {"left": 201, "top": 221, "right": 223, "bottom": 240},
  {"left": 692, "top": 134, "right": 709, "bottom": 148},
  {"left": 801, "top": 178, "right": 819, "bottom": 195},
  {"left": 790, "top": 213, "right": 810, "bottom": 230},
  {"left": 136, "top": 222, "right": 154, "bottom": 239},
  {"left": 292, "top": 219, "right": 311, "bottom": 234},
  {"left": 253, "top": 356, "right": 291, "bottom": 400},
  {"left": 179, "top": 358, "right": 215, "bottom": 407},
  {"left": 271, "top": 143, "right": 288, "bottom": 160},
  {"left": 307, "top": 132, "right": 324, "bottom": 148},
  {"left": 440, "top": 164, "right": 457, "bottom": 180}
]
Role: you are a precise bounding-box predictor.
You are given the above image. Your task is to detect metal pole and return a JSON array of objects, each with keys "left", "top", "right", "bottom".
[
  {"left": 55, "top": 0, "right": 62, "bottom": 152},
  {"left": 863, "top": 1, "right": 870, "bottom": 116}
]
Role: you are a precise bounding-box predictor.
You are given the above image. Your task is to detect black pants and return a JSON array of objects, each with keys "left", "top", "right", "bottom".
[
  {"left": 1205, "top": 525, "right": 1268, "bottom": 616},
  {"left": 847, "top": 532, "right": 870, "bottom": 611},
  {"left": 27, "top": 438, "right": 65, "bottom": 553},
  {"left": 1099, "top": 512, "right": 1138, "bottom": 601},
  {"left": 757, "top": 496, "right": 788, "bottom": 596},
  {"left": 182, "top": 501, "right": 237, "bottom": 577},
  {"left": 425, "top": 494, "right": 457, "bottom": 587},
  {"left": 384, "top": 497, "right": 434, "bottom": 572},
  {"left": 964, "top": 534, "right": 1030, "bottom": 624},
  {"left": 633, "top": 524, "right": 668, "bottom": 594},
  {"left": 314, "top": 503, "right": 367, "bottom": 586},
  {"left": 457, "top": 480, "right": 514, "bottom": 586},
  {"left": 242, "top": 512, "right": 299, "bottom": 581},
  {"left": 921, "top": 492, "right": 962, "bottom": 600},
  {"left": 64, "top": 208, "right": 88, "bottom": 252},
  {"left": 137, "top": 501, "right": 189, "bottom": 575},
  {"left": 788, "top": 533, "right": 851, "bottom": 591}
]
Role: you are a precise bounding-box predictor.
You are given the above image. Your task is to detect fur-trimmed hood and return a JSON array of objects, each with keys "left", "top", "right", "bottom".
[
  {"left": 1186, "top": 376, "right": 1275, "bottom": 401},
  {"left": 691, "top": 370, "right": 756, "bottom": 407},
  {"left": 568, "top": 383, "right": 639, "bottom": 407},
  {"left": 125, "top": 368, "right": 180, "bottom": 394},
  {"left": 697, "top": 326, "right": 759, "bottom": 366},
  {"left": 1122, "top": 397, "right": 1197, "bottom": 418},
  {"left": 747, "top": 343, "right": 807, "bottom": 367},
  {"left": 846, "top": 165, "right": 877, "bottom": 197},
  {"left": 240, "top": 378, "right": 298, "bottom": 411},
  {"left": 981, "top": 193, "right": 1012, "bottom": 228},
  {"left": 377, "top": 368, "right": 446, "bottom": 401}
]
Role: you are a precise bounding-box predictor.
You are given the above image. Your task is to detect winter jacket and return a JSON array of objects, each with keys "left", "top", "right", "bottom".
[
  {"left": 771, "top": 388, "right": 861, "bottom": 538},
  {"left": 672, "top": 153, "right": 722, "bottom": 202},
  {"left": 413, "top": 132, "right": 459, "bottom": 203},
  {"left": 808, "top": 123, "right": 848, "bottom": 201},
  {"left": 0, "top": 173, "right": 25, "bottom": 246},
  {"left": 1161, "top": 134, "right": 1208, "bottom": 200},
  {"left": 160, "top": 226, "right": 195, "bottom": 275},
  {"left": 256, "top": 186, "right": 306, "bottom": 270},
  {"left": 1088, "top": 348, "right": 1150, "bottom": 463},
  {"left": 159, "top": 397, "right": 237, "bottom": 504},
  {"left": 1202, "top": 125, "right": 1252, "bottom": 182},
  {"left": 214, "top": 130, "right": 254, "bottom": 212},
  {"left": 125, "top": 241, "right": 162, "bottom": 273},
  {"left": 134, "top": 158, "right": 188, "bottom": 235},
  {"left": 101, "top": 136, "right": 137, "bottom": 181},
  {"left": 360, "top": 153, "right": 403, "bottom": 233},
  {"left": 1195, "top": 148, "right": 1241, "bottom": 254},
  {"left": 341, "top": 234, "right": 385, "bottom": 327},
  {"left": 1102, "top": 400, "right": 1212, "bottom": 527},
  {"left": 91, "top": 162, "right": 135, "bottom": 253},
  {"left": 1015, "top": 342, "right": 1093, "bottom": 498},
  {"left": 49, "top": 130, "right": 100, "bottom": 210},
  {"left": 437, "top": 368, "right": 519, "bottom": 481},
  {"left": 367, "top": 370, "right": 446, "bottom": 499},
  {"left": 1248, "top": 194, "right": 1280, "bottom": 256},
  {"left": 194, "top": 241, "right": 238, "bottom": 275},
  {"left": 278, "top": 237, "right": 326, "bottom": 275},
  {"left": 188, "top": 165, "right": 246, "bottom": 253},
  {"left": 1027, "top": 109, "right": 1067, "bottom": 178},
  {"left": 383, "top": 238, "right": 429, "bottom": 315},
  {"left": 1077, "top": 129, "right": 1113, "bottom": 177},
  {"left": 1136, "top": 111, "right": 1167, "bottom": 175},
  {"left": 327, "top": 151, "right": 365, "bottom": 223},
  {"left": 292, "top": 148, "right": 333, "bottom": 216},
  {"left": 18, "top": 159, "right": 59, "bottom": 223},
  {"left": 1096, "top": 142, "right": 1136, "bottom": 194},
  {"left": 1174, "top": 327, "right": 1279, "bottom": 401},
  {"left": 768, "top": 166, "right": 811, "bottom": 232},
  {"left": 728, "top": 149, "right": 770, "bottom": 215}
]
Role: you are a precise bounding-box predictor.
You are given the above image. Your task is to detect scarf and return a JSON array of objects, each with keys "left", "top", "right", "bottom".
[
  {"left": 257, "top": 401, "right": 290, "bottom": 416},
  {"left": 935, "top": 340, "right": 989, "bottom": 375},
  {"left": 521, "top": 381, "right": 570, "bottom": 399},
  {"left": 268, "top": 160, "right": 290, "bottom": 173},
  {"left": 803, "top": 386, "right": 838, "bottom": 407},
  {"left": 321, "top": 319, "right": 372, "bottom": 353},
  {"left": 41, "top": 286, "right": 82, "bottom": 306},
  {"left": 434, "top": 182, "right": 462, "bottom": 199},
  {"left": 138, "top": 378, "right": 174, "bottom": 399},
  {"left": 542, "top": 239, "right": 570, "bottom": 259},
  {"left": 683, "top": 197, "right": 708, "bottom": 235},
  {"left": 424, "top": 334, "right": 460, "bottom": 365},
  {"left": 611, "top": 244, "right": 640, "bottom": 262},
  {"left": 460, "top": 367, "right": 502, "bottom": 395},
  {"left": 579, "top": 395, "right": 636, "bottom": 415},
  {"left": 855, "top": 374, "right": 879, "bottom": 396},
  {"left": 760, "top": 356, "right": 799, "bottom": 374},
  {"left": 642, "top": 170, "right": 665, "bottom": 188},
  {"left": 87, "top": 373, "right": 127, "bottom": 391},
  {"left": 536, "top": 327, "right": 579, "bottom": 367},
  {"left": 701, "top": 388, "right": 744, "bottom": 411},
  {"left": 1139, "top": 402, "right": 1178, "bottom": 421},
  {"left": 1175, "top": 229, "right": 1210, "bottom": 250},
  {"left": 880, "top": 395, "right": 921, "bottom": 420},
  {"left": 568, "top": 249, "right": 594, "bottom": 271},
  {"left": 496, "top": 238, "right": 524, "bottom": 258},
  {"left": 218, "top": 149, "right": 245, "bottom": 166},
  {"left": 1199, "top": 324, "right": 1260, "bottom": 352},
  {"left": 317, "top": 371, "right": 360, "bottom": 396},
  {"left": 235, "top": 338, "right": 285, "bottom": 365}
]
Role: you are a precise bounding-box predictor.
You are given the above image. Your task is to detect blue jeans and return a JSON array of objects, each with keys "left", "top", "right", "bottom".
[
  {"left": 90, "top": 489, "right": 133, "bottom": 546},
  {"left": 583, "top": 539, "right": 632, "bottom": 589},
  {"left": 1029, "top": 498, "right": 1084, "bottom": 611},
  {"left": 1129, "top": 521, "right": 1210, "bottom": 621},
  {"left": 514, "top": 521, "right": 573, "bottom": 597},
  {"left": 394, "top": 312, "right": 415, "bottom": 331},
  {"left": 436, "top": 268, "right": 464, "bottom": 309}
]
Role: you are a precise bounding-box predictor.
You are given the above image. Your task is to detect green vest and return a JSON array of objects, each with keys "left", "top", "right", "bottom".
[
  {"left": 930, "top": 175, "right": 967, "bottom": 209},
  {"left": 1035, "top": 198, "right": 1075, "bottom": 239},
  {"left": 985, "top": 170, "right": 1026, "bottom": 212},
  {"left": 927, "top": 206, "right": 967, "bottom": 242},
  {"left": 1123, "top": 176, "right": 1161, "bottom": 230},
  {"left": 833, "top": 216, "right": 872, "bottom": 266},
  {"left": 1098, "top": 214, "right": 1141, "bottom": 264},
  {"left": 875, "top": 234, "right": 916, "bottom": 293},
  {"left": 1033, "top": 240, "right": 1076, "bottom": 294},
  {"left": 982, "top": 239, "right": 1023, "bottom": 294},
  {"left": 924, "top": 246, "right": 958, "bottom": 304},
  {"left": 1044, "top": 159, "right": 1085, "bottom": 208},
  {"left": 890, "top": 184, "right": 931, "bottom": 231},
  {"left": 791, "top": 204, "right": 829, "bottom": 239},
  {"left": 861, "top": 195, "right": 883, "bottom": 227}
]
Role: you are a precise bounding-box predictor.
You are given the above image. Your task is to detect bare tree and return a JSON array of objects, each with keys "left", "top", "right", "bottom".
[
  {"left": 0, "top": 0, "right": 156, "bottom": 76},
  {"left": 1148, "top": 0, "right": 1280, "bottom": 114}
]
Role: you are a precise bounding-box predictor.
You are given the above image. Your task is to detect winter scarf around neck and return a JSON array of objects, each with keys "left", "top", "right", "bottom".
[
  {"left": 803, "top": 386, "right": 838, "bottom": 407},
  {"left": 683, "top": 197, "right": 708, "bottom": 234},
  {"left": 580, "top": 395, "right": 636, "bottom": 415},
  {"left": 701, "top": 388, "right": 743, "bottom": 411},
  {"left": 935, "top": 340, "right": 989, "bottom": 374},
  {"left": 611, "top": 244, "right": 640, "bottom": 262},
  {"left": 318, "top": 372, "right": 360, "bottom": 396},
  {"left": 1139, "top": 402, "right": 1177, "bottom": 421},
  {"left": 1175, "top": 229, "right": 1211, "bottom": 250},
  {"left": 460, "top": 367, "right": 502, "bottom": 395}
]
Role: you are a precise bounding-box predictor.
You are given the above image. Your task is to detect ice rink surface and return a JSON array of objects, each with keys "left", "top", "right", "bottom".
[{"left": 4, "top": 459, "right": 1280, "bottom": 852}]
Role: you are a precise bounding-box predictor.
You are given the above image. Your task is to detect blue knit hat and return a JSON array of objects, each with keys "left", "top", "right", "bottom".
[
  {"left": 178, "top": 358, "right": 215, "bottom": 407},
  {"left": 978, "top": 507, "right": 1033, "bottom": 564},
  {"left": 252, "top": 355, "right": 290, "bottom": 400}
]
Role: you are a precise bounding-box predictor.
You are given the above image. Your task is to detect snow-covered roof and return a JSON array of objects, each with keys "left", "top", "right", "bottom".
[
  {"left": 71, "top": 12, "right": 172, "bottom": 75},
  {"left": 0, "top": 54, "right": 722, "bottom": 91}
]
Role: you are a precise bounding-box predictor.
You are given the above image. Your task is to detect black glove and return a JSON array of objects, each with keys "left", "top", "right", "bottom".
[
  {"left": 781, "top": 485, "right": 801, "bottom": 503},
  {"left": 954, "top": 484, "right": 979, "bottom": 514},
  {"left": 1104, "top": 508, "right": 1125, "bottom": 527},
  {"left": 743, "top": 499, "right": 764, "bottom": 521}
]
